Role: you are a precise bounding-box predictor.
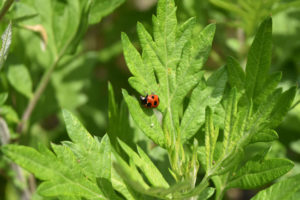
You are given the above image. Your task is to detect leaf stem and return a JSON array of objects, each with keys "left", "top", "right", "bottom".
[
  {"left": 0, "top": 0, "right": 14, "bottom": 22},
  {"left": 17, "top": 56, "right": 61, "bottom": 133},
  {"left": 289, "top": 99, "right": 300, "bottom": 111}
]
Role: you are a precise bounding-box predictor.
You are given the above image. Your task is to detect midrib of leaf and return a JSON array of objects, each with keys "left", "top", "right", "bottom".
[
  {"left": 161, "top": 2, "right": 177, "bottom": 138},
  {"left": 12, "top": 149, "right": 105, "bottom": 199}
]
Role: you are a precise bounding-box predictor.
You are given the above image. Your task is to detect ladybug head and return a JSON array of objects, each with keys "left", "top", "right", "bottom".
[{"left": 140, "top": 95, "right": 148, "bottom": 105}]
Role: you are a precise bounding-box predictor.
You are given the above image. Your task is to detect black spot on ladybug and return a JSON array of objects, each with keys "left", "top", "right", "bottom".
[
  {"left": 154, "top": 101, "right": 157, "bottom": 105},
  {"left": 152, "top": 95, "right": 155, "bottom": 99},
  {"left": 147, "top": 103, "right": 152, "bottom": 107}
]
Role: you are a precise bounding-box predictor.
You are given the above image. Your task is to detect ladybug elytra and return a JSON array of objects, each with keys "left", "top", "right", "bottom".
[{"left": 140, "top": 94, "right": 160, "bottom": 108}]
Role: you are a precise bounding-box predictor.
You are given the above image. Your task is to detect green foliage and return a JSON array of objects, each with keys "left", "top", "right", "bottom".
[
  {"left": 2, "top": 111, "right": 118, "bottom": 200},
  {"left": 122, "top": 0, "right": 218, "bottom": 150},
  {"left": 252, "top": 174, "right": 300, "bottom": 200},
  {"left": 7, "top": 64, "right": 32, "bottom": 99},
  {"left": 209, "top": 0, "right": 300, "bottom": 35},
  {"left": 0, "top": 92, "right": 8, "bottom": 105},
  {"left": 0, "top": 0, "right": 299, "bottom": 199},
  {"left": 89, "top": 0, "right": 125, "bottom": 25}
]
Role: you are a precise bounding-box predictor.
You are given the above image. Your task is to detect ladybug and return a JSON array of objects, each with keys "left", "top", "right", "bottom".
[{"left": 140, "top": 94, "right": 160, "bottom": 108}]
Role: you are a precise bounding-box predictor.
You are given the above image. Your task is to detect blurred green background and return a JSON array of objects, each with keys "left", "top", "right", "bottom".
[{"left": 0, "top": 0, "right": 300, "bottom": 199}]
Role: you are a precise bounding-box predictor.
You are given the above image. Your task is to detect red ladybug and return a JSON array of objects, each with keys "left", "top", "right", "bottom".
[{"left": 140, "top": 94, "right": 160, "bottom": 108}]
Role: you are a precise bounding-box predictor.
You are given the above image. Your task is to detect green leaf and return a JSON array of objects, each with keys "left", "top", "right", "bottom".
[
  {"left": 209, "top": 0, "right": 247, "bottom": 18},
  {"left": 114, "top": 153, "right": 194, "bottom": 199},
  {"left": 108, "top": 82, "right": 133, "bottom": 147},
  {"left": 122, "top": 89, "right": 165, "bottom": 147},
  {"left": 269, "top": 86, "right": 297, "bottom": 127},
  {"left": 111, "top": 165, "right": 137, "bottom": 200},
  {"left": 177, "top": 184, "right": 215, "bottom": 199},
  {"left": 96, "top": 178, "right": 122, "bottom": 200},
  {"left": 2, "top": 145, "right": 105, "bottom": 199},
  {"left": 0, "top": 92, "right": 8, "bottom": 105},
  {"left": 107, "top": 82, "right": 118, "bottom": 145},
  {"left": 0, "top": 22, "right": 12, "bottom": 71},
  {"left": 89, "top": 0, "right": 125, "bottom": 24},
  {"left": 215, "top": 148, "right": 244, "bottom": 176},
  {"left": 0, "top": 105, "right": 19, "bottom": 123},
  {"left": 51, "top": 61, "right": 88, "bottom": 110},
  {"left": 250, "top": 129, "right": 279, "bottom": 143},
  {"left": 62, "top": 110, "right": 111, "bottom": 180},
  {"left": 66, "top": 0, "right": 92, "bottom": 54},
  {"left": 118, "top": 139, "right": 169, "bottom": 188},
  {"left": 248, "top": 89, "right": 282, "bottom": 139},
  {"left": 122, "top": 0, "right": 216, "bottom": 151},
  {"left": 33, "top": 0, "right": 88, "bottom": 57},
  {"left": 7, "top": 64, "right": 33, "bottom": 99},
  {"left": 51, "top": 0, "right": 81, "bottom": 53},
  {"left": 291, "top": 140, "right": 300, "bottom": 154},
  {"left": 121, "top": 32, "right": 158, "bottom": 100},
  {"left": 62, "top": 109, "right": 95, "bottom": 148},
  {"left": 227, "top": 158, "right": 294, "bottom": 189},
  {"left": 245, "top": 18, "right": 273, "bottom": 100},
  {"left": 196, "top": 187, "right": 215, "bottom": 200},
  {"left": 174, "top": 22, "right": 215, "bottom": 108},
  {"left": 205, "top": 107, "right": 219, "bottom": 172},
  {"left": 253, "top": 72, "right": 282, "bottom": 107},
  {"left": 226, "top": 56, "right": 245, "bottom": 90},
  {"left": 113, "top": 154, "right": 150, "bottom": 193},
  {"left": 251, "top": 174, "right": 300, "bottom": 200},
  {"left": 181, "top": 67, "right": 227, "bottom": 143},
  {"left": 222, "top": 88, "right": 238, "bottom": 154}
]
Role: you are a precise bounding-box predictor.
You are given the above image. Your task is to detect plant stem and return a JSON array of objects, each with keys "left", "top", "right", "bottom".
[
  {"left": 0, "top": 0, "right": 14, "bottom": 22},
  {"left": 0, "top": 118, "right": 31, "bottom": 200},
  {"left": 290, "top": 99, "right": 300, "bottom": 111},
  {"left": 17, "top": 57, "right": 61, "bottom": 133},
  {"left": 215, "top": 187, "right": 225, "bottom": 200}
]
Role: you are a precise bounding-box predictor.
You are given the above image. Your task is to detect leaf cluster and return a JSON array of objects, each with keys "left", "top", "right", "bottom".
[
  {"left": 209, "top": 0, "right": 300, "bottom": 35},
  {"left": 1, "top": 0, "right": 299, "bottom": 199}
]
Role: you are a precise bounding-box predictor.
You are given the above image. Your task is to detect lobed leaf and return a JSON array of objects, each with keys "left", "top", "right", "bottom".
[
  {"left": 123, "top": 0, "right": 216, "bottom": 149},
  {"left": 2, "top": 145, "right": 105, "bottom": 199},
  {"left": 251, "top": 174, "right": 300, "bottom": 200},
  {"left": 122, "top": 89, "right": 165, "bottom": 147},
  {"left": 121, "top": 32, "right": 158, "bottom": 98},
  {"left": 226, "top": 56, "right": 245, "bottom": 90},
  {"left": 269, "top": 86, "right": 297, "bottom": 128},
  {"left": 118, "top": 139, "right": 169, "bottom": 188},
  {"left": 253, "top": 72, "right": 281, "bottom": 107},
  {"left": 181, "top": 67, "right": 227, "bottom": 143},
  {"left": 63, "top": 109, "right": 96, "bottom": 148},
  {"left": 227, "top": 158, "right": 294, "bottom": 189}
]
